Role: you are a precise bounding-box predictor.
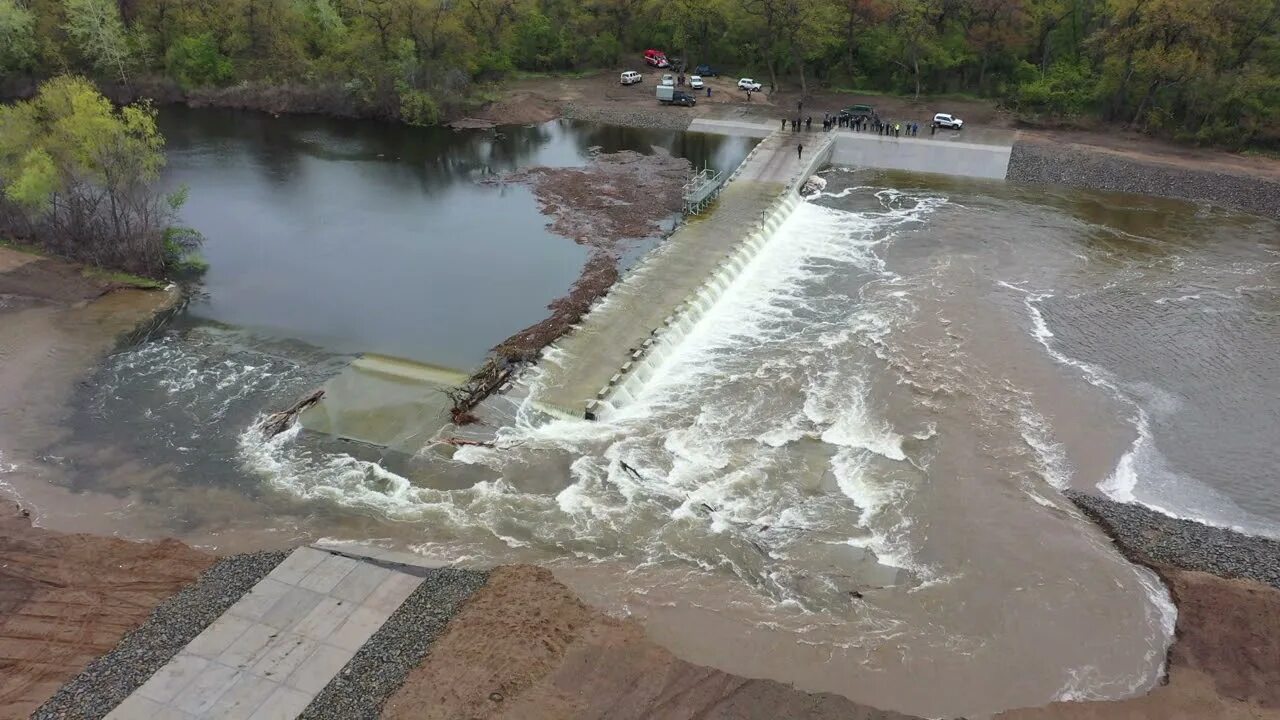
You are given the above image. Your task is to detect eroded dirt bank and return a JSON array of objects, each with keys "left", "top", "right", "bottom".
[
  {"left": 0, "top": 503, "right": 212, "bottom": 719},
  {"left": 381, "top": 565, "right": 915, "bottom": 720}
]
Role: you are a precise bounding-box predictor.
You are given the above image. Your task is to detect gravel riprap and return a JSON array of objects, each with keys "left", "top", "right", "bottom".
[
  {"left": 1006, "top": 141, "right": 1280, "bottom": 221},
  {"left": 561, "top": 101, "right": 694, "bottom": 131},
  {"left": 32, "top": 550, "right": 288, "bottom": 720},
  {"left": 299, "top": 567, "right": 489, "bottom": 720},
  {"left": 1066, "top": 490, "right": 1280, "bottom": 590}
]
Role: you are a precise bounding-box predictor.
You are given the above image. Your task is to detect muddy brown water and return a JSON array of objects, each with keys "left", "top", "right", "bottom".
[{"left": 2, "top": 114, "right": 1279, "bottom": 717}]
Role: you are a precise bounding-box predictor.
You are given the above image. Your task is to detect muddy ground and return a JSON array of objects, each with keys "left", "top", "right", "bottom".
[
  {"left": 381, "top": 564, "right": 915, "bottom": 720},
  {"left": 0, "top": 503, "right": 213, "bottom": 719},
  {"left": 485, "top": 148, "right": 690, "bottom": 362}
]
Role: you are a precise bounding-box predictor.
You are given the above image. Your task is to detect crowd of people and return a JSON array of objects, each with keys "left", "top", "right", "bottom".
[{"left": 781, "top": 101, "right": 940, "bottom": 138}]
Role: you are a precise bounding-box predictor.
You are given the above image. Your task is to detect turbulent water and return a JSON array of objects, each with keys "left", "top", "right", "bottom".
[{"left": 5, "top": 152, "right": 1279, "bottom": 715}]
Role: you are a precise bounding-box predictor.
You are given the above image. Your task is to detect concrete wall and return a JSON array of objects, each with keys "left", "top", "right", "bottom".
[
  {"left": 830, "top": 133, "right": 1011, "bottom": 180},
  {"left": 688, "top": 118, "right": 776, "bottom": 138}
]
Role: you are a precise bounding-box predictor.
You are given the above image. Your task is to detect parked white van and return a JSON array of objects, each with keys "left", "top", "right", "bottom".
[{"left": 620, "top": 71, "right": 642, "bottom": 85}]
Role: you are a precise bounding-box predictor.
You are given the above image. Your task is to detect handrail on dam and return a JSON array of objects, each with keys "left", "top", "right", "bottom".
[{"left": 526, "top": 130, "right": 836, "bottom": 421}]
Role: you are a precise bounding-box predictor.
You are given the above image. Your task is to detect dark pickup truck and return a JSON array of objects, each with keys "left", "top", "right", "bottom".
[{"left": 838, "top": 104, "right": 876, "bottom": 121}]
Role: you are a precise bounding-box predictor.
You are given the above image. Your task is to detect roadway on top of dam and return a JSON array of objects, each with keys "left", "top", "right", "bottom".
[{"left": 530, "top": 129, "right": 823, "bottom": 420}]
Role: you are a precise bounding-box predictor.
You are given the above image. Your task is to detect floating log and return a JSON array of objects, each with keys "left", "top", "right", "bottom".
[{"left": 260, "top": 389, "right": 325, "bottom": 438}]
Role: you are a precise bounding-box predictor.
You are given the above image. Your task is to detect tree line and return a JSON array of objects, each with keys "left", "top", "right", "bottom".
[{"left": 0, "top": 0, "right": 1277, "bottom": 148}]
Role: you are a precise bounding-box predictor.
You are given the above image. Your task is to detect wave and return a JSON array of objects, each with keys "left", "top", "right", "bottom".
[{"left": 1000, "top": 281, "right": 1280, "bottom": 540}]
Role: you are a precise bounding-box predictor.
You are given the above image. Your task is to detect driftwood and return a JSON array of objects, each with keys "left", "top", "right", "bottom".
[
  {"left": 440, "top": 437, "right": 496, "bottom": 448},
  {"left": 444, "top": 357, "right": 520, "bottom": 425},
  {"left": 260, "top": 389, "right": 324, "bottom": 438}
]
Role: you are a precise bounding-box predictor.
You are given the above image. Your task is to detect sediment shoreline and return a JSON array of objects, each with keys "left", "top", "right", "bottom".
[
  {"left": 1006, "top": 140, "right": 1280, "bottom": 221},
  {"left": 7, "top": 487, "right": 1279, "bottom": 719}
]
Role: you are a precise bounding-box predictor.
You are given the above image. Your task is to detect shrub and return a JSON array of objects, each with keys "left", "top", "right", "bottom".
[
  {"left": 399, "top": 88, "right": 442, "bottom": 126},
  {"left": 167, "top": 33, "right": 234, "bottom": 89}
]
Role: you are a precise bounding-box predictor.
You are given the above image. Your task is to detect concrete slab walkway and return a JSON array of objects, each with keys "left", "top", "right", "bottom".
[{"left": 104, "top": 547, "right": 424, "bottom": 720}]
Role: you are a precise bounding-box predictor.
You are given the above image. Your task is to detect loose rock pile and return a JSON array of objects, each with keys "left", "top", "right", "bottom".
[
  {"left": 1066, "top": 489, "right": 1280, "bottom": 590},
  {"left": 1006, "top": 142, "right": 1280, "bottom": 221}
]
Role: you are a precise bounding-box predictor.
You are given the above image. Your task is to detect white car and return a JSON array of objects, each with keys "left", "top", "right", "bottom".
[
  {"left": 689, "top": 75, "right": 704, "bottom": 89},
  {"left": 661, "top": 74, "right": 675, "bottom": 87},
  {"left": 933, "top": 112, "right": 964, "bottom": 129},
  {"left": 737, "top": 77, "right": 762, "bottom": 92},
  {"left": 620, "top": 71, "right": 642, "bottom": 85}
]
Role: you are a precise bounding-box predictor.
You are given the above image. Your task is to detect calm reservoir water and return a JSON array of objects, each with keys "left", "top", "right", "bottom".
[
  {"left": 5, "top": 112, "right": 1279, "bottom": 717},
  {"left": 159, "top": 107, "right": 755, "bottom": 368}
]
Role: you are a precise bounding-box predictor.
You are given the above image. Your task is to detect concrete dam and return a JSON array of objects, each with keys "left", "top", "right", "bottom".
[
  {"left": 303, "top": 121, "right": 1014, "bottom": 447},
  {"left": 527, "top": 122, "right": 1013, "bottom": 421}
]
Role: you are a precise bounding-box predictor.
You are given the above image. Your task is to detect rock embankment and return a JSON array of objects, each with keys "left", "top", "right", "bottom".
[
  {"left": 1006, "top": 141, "right": 1280, "bottom": 221},
  {"left": 561, "top": 101, "right": 694, "bottom": 131},
  {"left": 1065, "top": 489, "right": 1280, "bottom": 590}
]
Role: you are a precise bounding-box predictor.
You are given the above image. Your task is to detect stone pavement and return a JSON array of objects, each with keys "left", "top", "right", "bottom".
[{"left": 105, "top": 547, "right": 424, "bottom": 720}]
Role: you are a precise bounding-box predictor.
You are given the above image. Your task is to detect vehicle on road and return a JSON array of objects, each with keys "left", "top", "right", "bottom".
[
  {"left": 737, "top": 77, "right": 762, "bottom": 92},
  {"left": 669, "top": 57, "right": 686, "bottom": 72},
  {"left": 644, "top": 49, "right": 670, "bottom": 68},
  {"left": 620, "top": 71, "right": 642, "bottom": 85},
  {"left": 838, "top": 104, "right": 875, "bottom": 121},
  {"left": 661, "top": 74, "right": 675, "bottom": 87},
  {"left": 695, "top": 64, "right": 718, "bottom": 77},
  {"left": 933, "top": 112, "right": 964, "bottom": 129},
  {"left": 657, "top": 85, "right": 697, "bottom": 106},
  {"left": 689, "top": 75, "right": 704, "bottom": 89}
]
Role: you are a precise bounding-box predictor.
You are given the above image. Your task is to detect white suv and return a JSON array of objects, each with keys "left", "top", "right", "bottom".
[
  {"left": 737, "top": 78, "right": 762, "bottom": 92},
  {"left": 933, "top": 113, "right": 964, "bottom": 129},
  {"left": 620, "top": 71, "right": 642, "bottom": 85}
]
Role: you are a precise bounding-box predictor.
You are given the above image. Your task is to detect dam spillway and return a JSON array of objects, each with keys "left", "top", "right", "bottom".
[{"left": 529, "top": 129, "right": 836, "bottom": 420}]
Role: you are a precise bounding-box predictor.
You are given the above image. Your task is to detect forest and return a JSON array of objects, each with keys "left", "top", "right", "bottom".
[{"left": 0, "top": 0, "right": 1277, "bottom": 148}]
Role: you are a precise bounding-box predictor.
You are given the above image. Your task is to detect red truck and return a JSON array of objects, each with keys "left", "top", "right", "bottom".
[{"left": 644, "top": 49, "right": 670, "bottom": 68}]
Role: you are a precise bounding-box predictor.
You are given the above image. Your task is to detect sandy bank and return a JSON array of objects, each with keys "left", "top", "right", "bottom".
[
  {"left": 0, "top": 503, "right": 212, "bottom": 719},
  {"left": 382, "top": 564, "right": 914, "bottom": 720},
  {"left": 0, "top": 246, "right": 182, "bottom": 535}
]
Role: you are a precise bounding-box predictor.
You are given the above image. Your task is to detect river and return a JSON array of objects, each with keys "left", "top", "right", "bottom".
[{"left": 2, "top": 112, "right": 1278, "bottom": 717}]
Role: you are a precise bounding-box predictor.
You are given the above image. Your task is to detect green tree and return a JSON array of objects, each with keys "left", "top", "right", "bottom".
[
  {"left": 166, "top": 33, "right": 235, "bottom": 87},
  {"left": 0, "top": 0, "right": 37, "bottom": 74},
  {"left": 62, "top": 0, "right": 132, "bottom": 83},
  {"left": 0, "top": 76, "right": 200, "bottom": 275}
]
